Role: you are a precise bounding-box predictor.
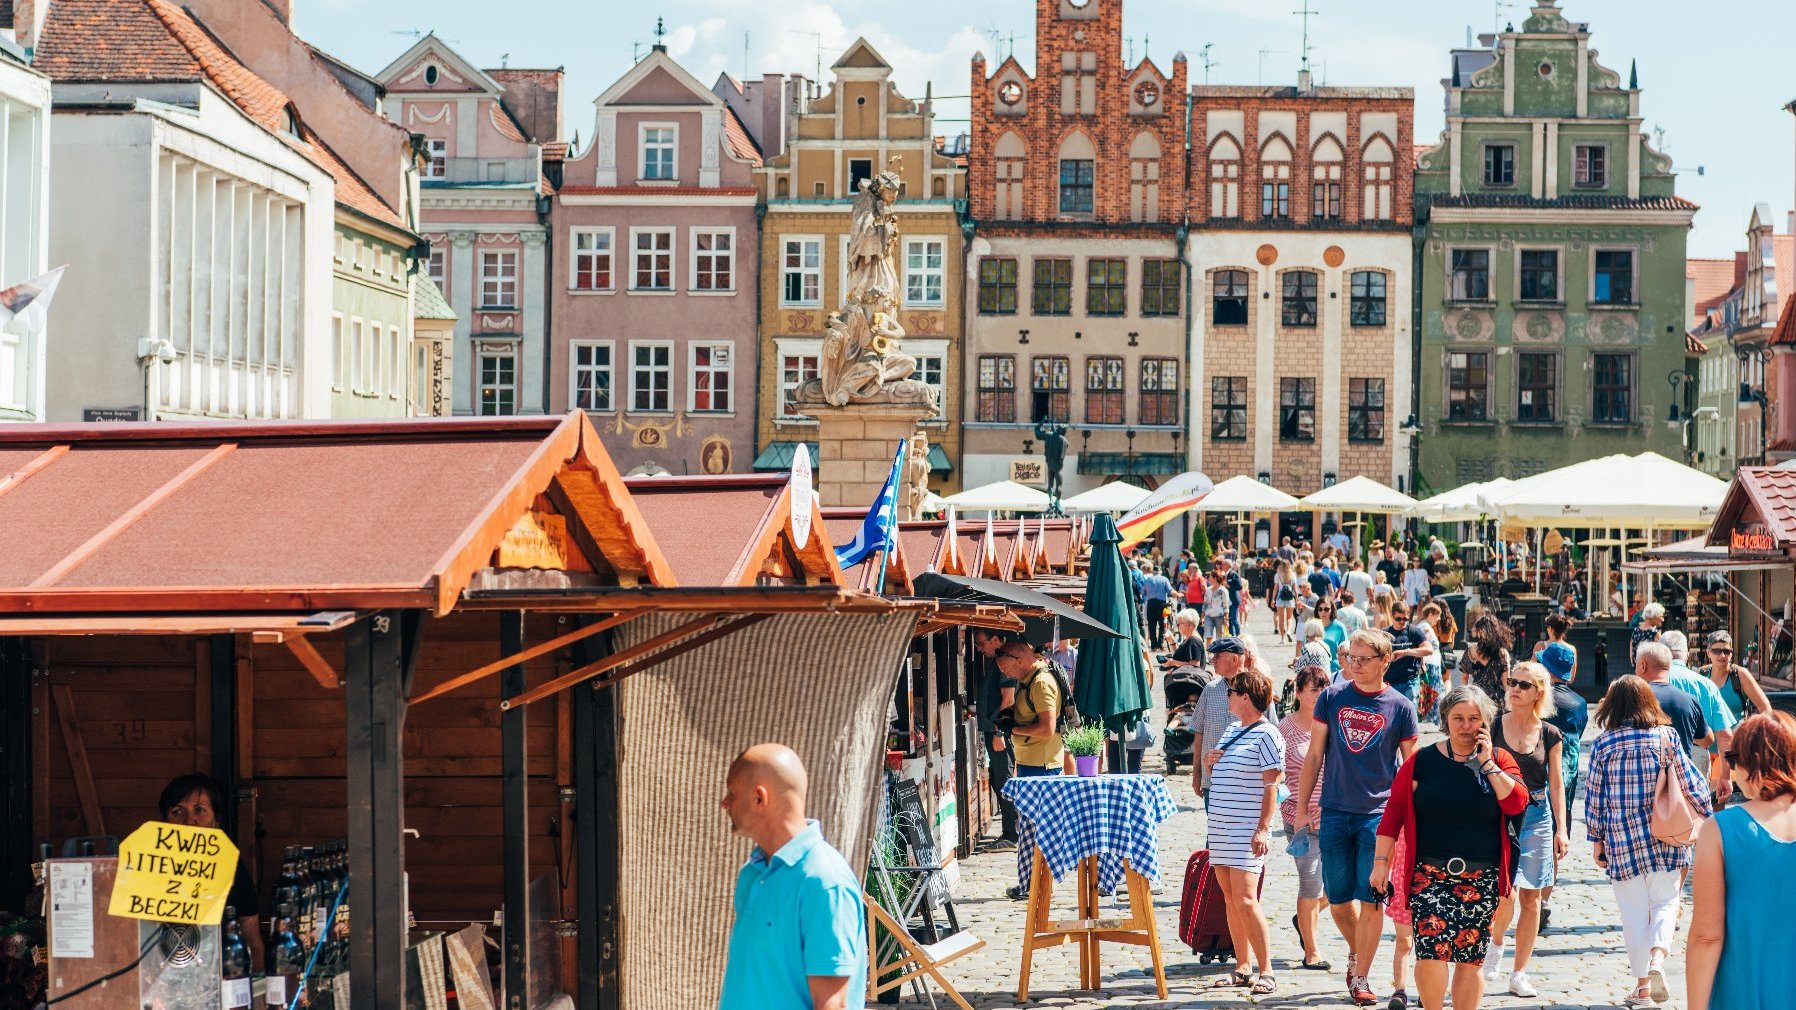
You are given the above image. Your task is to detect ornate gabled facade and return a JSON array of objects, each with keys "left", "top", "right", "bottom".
[
  {"left": 1187, "top": 78, "right": 1414, "bottom": 511},
  {"left": 552, "top": 45, "right": 762, "bottom": 476},
  {"left": 754, "top": 38, "right": 967, "bottom": 487},
  {"left": 376, "top": 35, "right": 555, "bottom": 416},
  {"left": 963, "top": 0, "right": 1188, "bottom": 499},
  {"left": 1414, "top": 1, "right": 1695, "bottom": 492}
]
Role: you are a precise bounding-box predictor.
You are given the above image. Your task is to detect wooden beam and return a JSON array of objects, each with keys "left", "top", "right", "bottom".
[
  {"left": 32, "top": 443, "right": 237, "bottom": 587},
  {"left": 584, "top": 614, "right": 773, "bottom": 691},
  {"left": 0, "top": 444, "right": 68, "bottom": 501},
  {"left": 0, "top": 638, "right": 33, "bottom": 910},
  {"left": 409, "top": 609, "right": 649, "bottom": 705},
  {"left": 500, "top": 616, "right": 719, "bottom": 711},
  {"left": 50, "top": 685, "right": 103, "bottom": 838},
  {"left": 569, "top": 620, "right": 621, "bottom": 1010},
  {"left": 208, "top": 635, "right": 236, "bottom": 830},
  {"left": 285, "top": 634, "right": 340, "bottom": 689},
  {"left": 500, "top": 612, "right": 530, "bottom": 1010},
  {"left": 346, "top": 610, "right": 417, "bottom": 1010}
]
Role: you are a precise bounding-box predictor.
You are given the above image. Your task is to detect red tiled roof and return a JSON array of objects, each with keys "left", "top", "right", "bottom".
[
  {"left": 1687, "top": 256, "right": 1737, "bottom": 326},
  {"left": 722, "top": 106, "right": 761, "bottom": 165},
  {"left": 1686, "top": 332, "right": 1708, "bottom": 354},
  {"left": 1772, "top": 295, "right": 1796, "bottom": 347},
  {"left": 490, "top": 102, "right": 525, "bottom": 143},
  {"left": 557, "top": 185, "right": 757, "bottom": 197},
  {"left": 541, "top": 141, "right": 569, "bottom": 161},
  {"left": 309, "top": 133, "right": 407, "bottom": 231},
  {"left": 1714, "top": 467, "right": 1796, "bottom": 549},
  {"left": 1775, "top": 235, "right": 1796, "bottom": 307}
]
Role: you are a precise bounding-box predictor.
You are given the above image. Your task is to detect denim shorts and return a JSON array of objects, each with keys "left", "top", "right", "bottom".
[{"left": 1319, "top": 808, "right": 1384, "bottom": 905}]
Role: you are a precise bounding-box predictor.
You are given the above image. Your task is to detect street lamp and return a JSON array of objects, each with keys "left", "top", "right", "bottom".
[{"left": 1666, "top": 370, "right": 1694, "bottom": 425}]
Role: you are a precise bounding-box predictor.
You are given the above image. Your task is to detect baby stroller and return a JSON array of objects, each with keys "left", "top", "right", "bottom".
[{"left": 1161, "top": 669, "right": 1210, "bottom": 775}]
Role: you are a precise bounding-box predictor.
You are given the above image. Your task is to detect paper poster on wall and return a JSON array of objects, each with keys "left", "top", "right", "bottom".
[
  {"left": 108, "top": 822, "right": 240, "bottom": 925},
  {"left": 48, "top": 861, "right": 94, "bottom": 958}
]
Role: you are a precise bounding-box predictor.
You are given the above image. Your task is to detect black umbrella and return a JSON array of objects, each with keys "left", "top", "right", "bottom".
[{"left": 910, "top": 572, "right": 1123, "bottom": 645}]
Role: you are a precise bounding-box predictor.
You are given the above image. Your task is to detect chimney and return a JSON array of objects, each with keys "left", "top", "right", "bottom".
[{"left": 1297, "top": 68, "right": 1313, "bottom": 94}]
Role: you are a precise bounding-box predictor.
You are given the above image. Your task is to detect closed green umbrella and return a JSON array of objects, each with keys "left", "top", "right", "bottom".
[{"left": 1073, "top": 513, "right": 1152, "bottom": 754}]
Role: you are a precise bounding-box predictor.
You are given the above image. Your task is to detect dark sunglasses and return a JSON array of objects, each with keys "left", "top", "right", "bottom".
[
  {"left": 1710, "top": 648, "right": 1734, "bottom": 656},
  {"left": 1723, "top": 750, "right": 1738, "bottom": 765},
  {"left": 1505, "top": 678, "right": 1537, "bottom": 691}
]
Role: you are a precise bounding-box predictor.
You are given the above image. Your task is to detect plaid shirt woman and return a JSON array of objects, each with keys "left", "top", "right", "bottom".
[{"left": 1584, "top": 725, "right": 1713, "bottom": 880}]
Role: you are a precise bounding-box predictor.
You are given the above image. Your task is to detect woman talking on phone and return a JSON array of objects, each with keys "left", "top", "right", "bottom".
[{"left": 1370, "top": 686, "right": 1529, "bottom": 1010}]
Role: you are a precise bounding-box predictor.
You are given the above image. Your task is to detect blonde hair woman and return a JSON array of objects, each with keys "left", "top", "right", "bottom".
[
  {"left": 1272, "top": 559, "right": 1299, "bottom": 642},
  {"left": 1485, "top": 661, "right": 1567, "bottom": 997}
]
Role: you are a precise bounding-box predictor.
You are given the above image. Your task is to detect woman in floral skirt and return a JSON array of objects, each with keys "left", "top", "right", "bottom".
[{"left": 1370, "top": 685, "right": 1529, "bottom": 1010}]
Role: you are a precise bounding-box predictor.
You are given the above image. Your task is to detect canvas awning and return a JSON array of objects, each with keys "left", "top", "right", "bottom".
[
  {"left": 1076, "top": 451, "right": 1182, "bottom": 476},
  {"left": 1409, "top": 477, "right": 1513, "bottom": 522},
  {"left": 943, "top": 479, "right": 1051, "bottom": 513},
  {"left": 1061, "top": 481, "right": 1151, "bottom": 513},
  {"left": 1487, "top": 452, "right": 1727, "bottom": 528},
  {"left": 754, "top": 440, "right": 950, "bottom": 473}
]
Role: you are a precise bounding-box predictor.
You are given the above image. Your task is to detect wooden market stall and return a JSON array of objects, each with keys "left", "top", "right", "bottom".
[{"left": 0, "top": 414, "right": 930, "bottom": 1010}]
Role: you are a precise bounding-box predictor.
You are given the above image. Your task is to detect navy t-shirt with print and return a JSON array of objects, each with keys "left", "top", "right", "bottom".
[
  {"left": 1649, "top": 681, "right": 1709, "bottom": 753},
  {"left": 1313, "top": 680, "right": 1419, "bottom": 815}
]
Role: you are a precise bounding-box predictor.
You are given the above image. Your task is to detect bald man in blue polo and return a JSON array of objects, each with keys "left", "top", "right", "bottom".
[{"left": 718, "top": 743, "right": 867, "bottom": 1010}]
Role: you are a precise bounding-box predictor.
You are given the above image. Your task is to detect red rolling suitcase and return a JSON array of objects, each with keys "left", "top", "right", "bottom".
[{"left": 1178, "top": 849, "right": 1263, "bottom": 962}]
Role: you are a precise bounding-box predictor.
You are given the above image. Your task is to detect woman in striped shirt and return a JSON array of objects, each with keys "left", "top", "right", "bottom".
[
  {"left": 1585, "top": 675, "right": 1713, "bottom": 1009},
  {"left": 1203, "top": 664, "right": 1286, "bottom": 995}
]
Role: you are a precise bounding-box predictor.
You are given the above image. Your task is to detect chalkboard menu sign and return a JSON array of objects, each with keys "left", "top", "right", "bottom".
[{"left": 889, "top": 777, "right": 949, "bottom": 908}]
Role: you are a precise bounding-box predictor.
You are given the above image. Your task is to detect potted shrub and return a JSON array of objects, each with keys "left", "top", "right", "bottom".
[{"left": 1064, "top": 722, "right": 1107, "bottom": 777}]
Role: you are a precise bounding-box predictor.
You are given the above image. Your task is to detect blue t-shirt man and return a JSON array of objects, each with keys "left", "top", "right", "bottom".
[
  {"left": 719, "top": 820, "right": 867, "bottom": 1010},
  {"left": 1311, "top": 676, "right": 1418, "bottom": 909},
  {"left": 1142, "top": 572, "right": 1172, "bottom": 602},
  {"left": 1669, "top": 662, "right": 1736, "bottom": 756}
]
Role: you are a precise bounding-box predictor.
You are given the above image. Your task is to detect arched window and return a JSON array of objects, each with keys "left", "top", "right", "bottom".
[
  {"left": 1208, "top": 136, "right": 1240, "bottom": 219},
  {"left": 1128, "top": 132, "right": 1161, "bottom": 223},
  {"left": 1057, "top": 131, "right": 1096, "bottom": 217},
  {"left": 1260, "top": 137, "right": 1292, "bottom": 219},
  {"left": 995, "top": 132, "right": 1026, "bottom": 220},
  {"left": 1312, "top": 136, "right": 1343, "bottom": 221},
  {"left": 1363, "top": 137, "right": 1394, "bottom": 221}
]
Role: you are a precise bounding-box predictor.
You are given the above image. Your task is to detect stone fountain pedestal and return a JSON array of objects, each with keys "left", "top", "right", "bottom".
[{"left": 795, "top": 394, "right": 933, "bottom": 510}]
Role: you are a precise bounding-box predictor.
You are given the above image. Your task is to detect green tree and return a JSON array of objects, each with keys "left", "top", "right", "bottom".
[{"left": 1189, "top": 524, "right": 1213, "bottom": 567}]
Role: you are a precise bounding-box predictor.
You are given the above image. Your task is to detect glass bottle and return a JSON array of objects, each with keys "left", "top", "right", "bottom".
[
  {"left": 221, "top": 907, "right": 253, "bottom": 1009},
  {"left": 264, "top": 902, "right": 307, "bottom": 1008}
]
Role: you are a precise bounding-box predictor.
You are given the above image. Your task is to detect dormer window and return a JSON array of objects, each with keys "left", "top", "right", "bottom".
[
  {"left": 641, "top": 125, "right": 676, "bottom": 182},
  {"left": 282, "top": 106, "right": 301, "bottom": 138},
  {"left": 424, "top": 65, "right": 439, "bottom": 86}
]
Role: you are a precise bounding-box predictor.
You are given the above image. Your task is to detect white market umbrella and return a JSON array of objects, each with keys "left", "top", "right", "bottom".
[
  {"left": 1298, "top": 475, "right": 1417, "bottom": 514},
  {"left": 1409, "top": 477, "right": 1512, "bottom": 522},
  {"left": 1061, "top": 481, "right": 1152, "bottom": 514},
  {"left": 942, "top": 479, "right": 1051, "bottom": 513},
  {"left": 919, "top": 491, "right": 948, "bottom": 514},
  {"left": 1489, "top": 452, "right": 1726, "bottom": 529},
  {"left": 1190, "top": 474, "right": 1301, "bottom": 513}
]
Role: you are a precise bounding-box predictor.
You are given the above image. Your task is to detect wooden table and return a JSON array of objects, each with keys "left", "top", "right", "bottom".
[{"left": 1015, "top": 845, "right": 1167, "bottom": 1001}]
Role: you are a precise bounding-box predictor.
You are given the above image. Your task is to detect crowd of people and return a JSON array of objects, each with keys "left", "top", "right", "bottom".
[{"left": 711, "top": 530, "right": 1794, "bottom": 1010}]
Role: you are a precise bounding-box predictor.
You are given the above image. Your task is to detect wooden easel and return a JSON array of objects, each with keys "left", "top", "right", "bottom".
[{"left": 1015, "top": 846, "right": 1167, "bottom": 1001}]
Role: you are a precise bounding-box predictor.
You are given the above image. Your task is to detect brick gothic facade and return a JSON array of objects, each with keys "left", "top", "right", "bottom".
[
  {"left": 1187, "top": 84, "right": 1416, "bottom": 503},
  {"left": 963, "top": 0, "right": 1189, "bottom": 498}
]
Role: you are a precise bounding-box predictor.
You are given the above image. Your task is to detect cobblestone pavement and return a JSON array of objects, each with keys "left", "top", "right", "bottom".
[{"left": 901, "top": 603, "right": 1679, "bottom": 1010}]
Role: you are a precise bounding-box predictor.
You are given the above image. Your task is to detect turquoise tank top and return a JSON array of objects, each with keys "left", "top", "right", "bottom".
[
  {"left": 1710, "top": 805, "right": 1796, "bottom": 1009},
  {"left": 1715, "top": 668, "right": 1748, "bottom": 721}
]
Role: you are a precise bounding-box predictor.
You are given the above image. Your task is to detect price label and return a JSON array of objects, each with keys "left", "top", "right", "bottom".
[{"left": 106, "top": 821, "right": 239, "bottom": 925}]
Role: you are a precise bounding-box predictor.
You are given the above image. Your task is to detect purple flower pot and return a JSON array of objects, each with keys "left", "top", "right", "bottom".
[{"left": 1074, "top": 755, "right": 1101, "bottom": 777}]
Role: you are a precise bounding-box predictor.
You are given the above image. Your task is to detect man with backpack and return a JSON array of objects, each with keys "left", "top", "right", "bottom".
[{"left": 997, "top": 641, "right": 1069, "bottom": 777}]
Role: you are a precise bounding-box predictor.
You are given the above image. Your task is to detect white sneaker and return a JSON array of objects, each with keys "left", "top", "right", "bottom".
[
  {"left": 1482, "top": 945, "right": 1504, "bottom": 981},
  {"left": 1508, "top": 971, "right": 1538, "bottom": 998}
]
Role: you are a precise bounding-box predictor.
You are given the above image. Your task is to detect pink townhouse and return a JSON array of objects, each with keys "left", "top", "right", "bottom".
[{"left": 552, "top": 46, "right": 763, "bottom": 476}]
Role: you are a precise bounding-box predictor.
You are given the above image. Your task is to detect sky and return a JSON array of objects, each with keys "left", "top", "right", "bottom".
[{"left": 293, "top": 0, "right": 1796, "bottom": 258}]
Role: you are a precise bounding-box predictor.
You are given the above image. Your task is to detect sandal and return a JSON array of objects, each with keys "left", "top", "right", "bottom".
[
  {"left": 1251, "top": 974, "right": 1278, "bottom": 995},
  {"left": 1212, "top": 970, "right": 1252, "bottom": 988},
  {"left": 1298, "top": 957, "right": 1332, "bottom": 970}
]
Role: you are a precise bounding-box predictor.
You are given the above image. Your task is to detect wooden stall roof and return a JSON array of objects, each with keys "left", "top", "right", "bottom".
[
  {"left": 623, "top": 474, "right": 843, "bottom": 586},
  {"left": 821, "top": 507, "right": 912, "bottom": 594},
  {"left": 0, "top": 412, "right": 674, "bottom": 616},
  {"left": 956, "top": 523, "right": 1001, "bottom": 581},
  {"left": 1706, "top": 466, "right": 1796, "bottom": 553},
  {"left": 897, "top": 519, "right": 961, "bottom": 576}
]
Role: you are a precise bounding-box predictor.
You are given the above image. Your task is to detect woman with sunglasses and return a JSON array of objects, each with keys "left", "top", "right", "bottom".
[
  {"left": 1702, "top": 631, "right": 1771, "bottom": 722},
  {"left": 1483, "top": 662, "right": 1567, "bottom": 997},
  {"left": 1203, "top": 666, "right": 1286, "bottom": 996},
  {"left": 1370, "top": 685, "right": 1528, "bottom": 1010},
  {"left": 1315, "top": 599, "right": 1346, "bottom": 675}
]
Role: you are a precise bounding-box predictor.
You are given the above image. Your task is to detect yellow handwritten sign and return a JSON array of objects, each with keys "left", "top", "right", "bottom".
[{"left": 107, "top": 822, "right": 238, "bottom": 925}]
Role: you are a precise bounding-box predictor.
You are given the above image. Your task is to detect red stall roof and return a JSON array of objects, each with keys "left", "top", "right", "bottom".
[
  {"left": 0, "top": 412, "right": 674, "bottom": 615},
  {"left": 624, "top": 474, "right": 842, "bottom": 587}
]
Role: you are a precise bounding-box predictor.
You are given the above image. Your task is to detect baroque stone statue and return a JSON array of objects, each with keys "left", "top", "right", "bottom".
[
  {"left": 903, "top": 433, "right": 930, "bottom": 521},
  {"left": 795, "top": 162, "right": 935, "bottom": 410}
]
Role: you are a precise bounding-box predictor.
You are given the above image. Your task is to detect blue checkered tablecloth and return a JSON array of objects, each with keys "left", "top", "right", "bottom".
[{"left": 1001, "top": 774, "right": 1177, "bottom": 895}]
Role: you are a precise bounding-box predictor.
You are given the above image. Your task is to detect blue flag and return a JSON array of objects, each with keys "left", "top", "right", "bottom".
[{"left": 834, "top": 439, "right": 907, "bottom": 568}]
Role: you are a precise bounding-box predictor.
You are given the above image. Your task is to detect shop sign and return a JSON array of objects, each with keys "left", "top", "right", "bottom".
[
  {"left": 108, "top": 822, "right": 238, "bottom": 925},
  {"left": 82, "top": 407, "right": 140, "bottom": 422},
  {"left": 1729, "top": 521, "right": 1780, "bottom": 557},
  {"left": 1009, "top": 458, "right": 1045, "bottom": 486},
  {"left": 790, "top": 443, "right": 813, "bottom": 549},
  {"left": 498, "top": 509, "right": 570, "bottom": 570}
]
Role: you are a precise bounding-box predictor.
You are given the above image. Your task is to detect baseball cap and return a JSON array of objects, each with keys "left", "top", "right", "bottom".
[
  {"left": 1207, "top": 636, "right": 1246, "bottom": 656},
  {"left": 1538, "top": 641, "right": 1576, "bottom": 681}
]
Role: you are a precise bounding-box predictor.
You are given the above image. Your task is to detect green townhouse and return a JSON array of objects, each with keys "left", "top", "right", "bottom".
[
  {"left": 327, "top": 175, "right": 425, "bottom": 418},
  {"left": 1413, "top": 1, "right": 1696, "bottom": 491}
]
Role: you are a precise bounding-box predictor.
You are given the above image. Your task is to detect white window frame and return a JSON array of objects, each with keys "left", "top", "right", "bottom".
[
  {"left": 479, "top": 248, "right": 519, "bottom": 309},
  {"left": 427, "top": 247, "right": 447, "bottom": 299},
  {"left": 1446, "top": 244, "right": 1496, "bottom": 304},
  {"left": 687, "top": 342, "right": 734, "bottom": 413},
  {"left": 627, "top": 340, "right": 674, "bottom": 414},
  {"left": 331, "top": 312, "right": 345, "bottom": 391},
  {"left": 689, "top": 227, "right": 736, "bottom": 293},
  {"left": 424, "top": 138, "right": 447, "bottom": 178},
  {"left": 640, "top": 123, "right": 677, "bottom": 182},
  {"left": 569, "top": 226, "right": 615, "bottom": 292},
  {"left": 349, "top": 316, "right": 365, "bottom": 393},
  {"left": 629, "top": 227, "right": 675, "bottom": 293},
  {"left": 903, "top": 237, "right": 947, "bottom": 306},
  {"left": 569, "top": 340, "right": 615, "bottom": 412},
  {"left": 906, "top": 336, "right": 950, "bottom": 420},
  {"left": 389, "top": 326, "right": 404, "bottom": 399},
  {"left": 1513, "top": 245, "right": 1565, "bottom": 304},
  {"left": 775, "top": 337, "right": 824, "bottom": 422},
  {"left": 780, "top": 235, "right": 823, "bottom": 307},
  {"left": 476, "top": 341, "right": 519, "bottom": 416}
]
